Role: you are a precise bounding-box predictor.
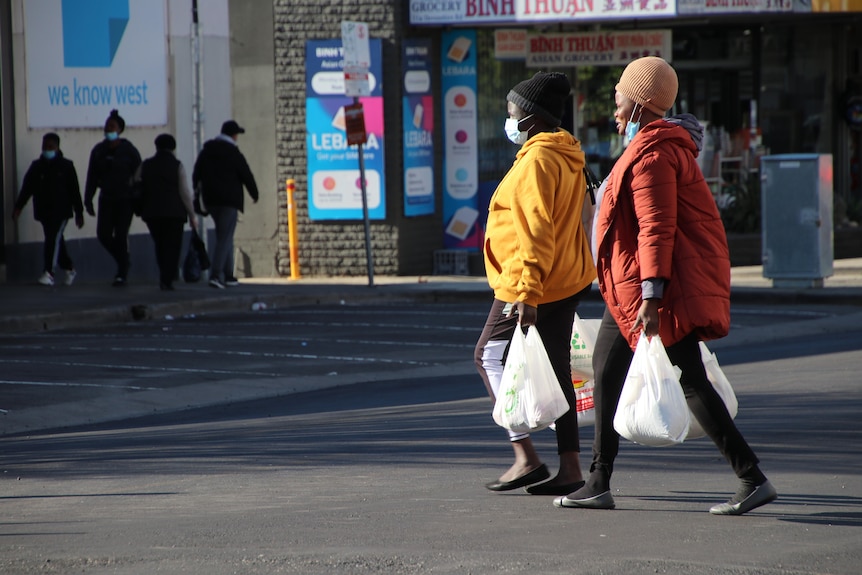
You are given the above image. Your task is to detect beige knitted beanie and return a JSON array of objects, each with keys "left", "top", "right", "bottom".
[{"left": 615, "top": 56, "right": 678, "bottom": 115}]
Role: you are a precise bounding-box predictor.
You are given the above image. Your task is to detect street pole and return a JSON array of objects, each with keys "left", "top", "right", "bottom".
[
  {"left": 355, "top": 96, "right": 374, "bottom": 286},
  {"left": 191, "top": 0, "right": 207, "bottom": 267}
]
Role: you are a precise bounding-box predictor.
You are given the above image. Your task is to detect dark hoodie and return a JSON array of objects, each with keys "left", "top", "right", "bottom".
[
  {"left": 192, "top": 135, "right": 259, "bottom": 212},
  {"left": 84, "top": 138, "right": 142, "bottom": 205},
  {"left": 16, "top": 150, "right": 83, "bottom": 222}
]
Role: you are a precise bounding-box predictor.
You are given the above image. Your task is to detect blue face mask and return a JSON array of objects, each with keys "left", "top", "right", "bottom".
[
  {"left": 105, "top": 131, "right": 119, "bottom": 142},
  {"left": 42, "top": 150, "right": 57, "bottom": 160},
  {"left": 623, "top": 105, "right": 643, "bottom": 147}
]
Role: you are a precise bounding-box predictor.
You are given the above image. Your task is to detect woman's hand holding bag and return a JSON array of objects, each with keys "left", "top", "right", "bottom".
[
  {"left": 493, "top": 326, "right": 570, "bottom": 433},
  {"left": 613, "top": 334, "right": 691, "bottom": 447}
]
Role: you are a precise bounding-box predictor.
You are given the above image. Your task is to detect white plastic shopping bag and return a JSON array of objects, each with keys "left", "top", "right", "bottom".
[
  {"left": 570, "top": 314, "right": 601, "bottom": 427},
  {"left": 493, "top": 326, "right": 571, "bottom": 433},
  {"left": 613, "top": 334, "right": 691, "bottom": 447},
  {"left": 685, "top": 342, "right": 739, "bottom": 439}
]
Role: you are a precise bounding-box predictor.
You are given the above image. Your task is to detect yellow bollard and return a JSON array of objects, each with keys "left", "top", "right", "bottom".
[{"left": 286, "top": 178, "right": 301, "bottom": 279}]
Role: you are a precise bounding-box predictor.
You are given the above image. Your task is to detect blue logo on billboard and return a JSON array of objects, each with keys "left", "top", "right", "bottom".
[{"left": 62, "top": 0, "right": 129, "bottom": 68}]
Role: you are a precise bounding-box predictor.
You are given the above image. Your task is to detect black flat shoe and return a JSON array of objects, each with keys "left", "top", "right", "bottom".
[
  {"left": 526, "top": 479, "right": 586, "bottom": 496},
  {"left": 709, "top": 480, "right": 777, "bottom": 516},
  {"left": 485, "top": 464, "right": 550, "bottom": 492}
]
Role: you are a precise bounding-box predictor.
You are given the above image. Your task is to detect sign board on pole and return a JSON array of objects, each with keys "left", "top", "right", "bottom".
[
  {"left": 344, "top": 102, "right": 367, "bottom": 145},
  {"left": 341, "top": 21, "right": 371, "bottom": 68},
  {"left": 341, "top": 21, "right": 371, "bottom": 97}
]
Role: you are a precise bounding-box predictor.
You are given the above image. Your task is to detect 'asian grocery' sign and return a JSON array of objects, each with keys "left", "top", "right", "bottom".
[
  {"left": 24, "top": 0, "right": 167, "bottom": 128},
  {"left": 305, "top": 39, "right": 386, "bottom": 221},
  {"left": 410, "top": 0, "right": 676, "bottom": 25},
  {"left": 526, "top": 30, "right": 672, "bottom": 67}
]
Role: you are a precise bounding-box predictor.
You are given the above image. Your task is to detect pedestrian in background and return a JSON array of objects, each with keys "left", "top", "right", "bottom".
[
  {"left": 556, "top": 56, "right": 777, "bottom": 515},
  {"left": 13, "top": 132, "right": 84, "bottom": 286},
  {"left": 474, "top": 72, "right": 597, "bottom": 496},
  {"left": 84, "top": 109, "right": 142, "bottom": 287},
  {"left": 136, "top": 133, "right": 198, "bottom": 291},
  {"left": 192, "top": 120, "right": 258, "bottom": 289}
]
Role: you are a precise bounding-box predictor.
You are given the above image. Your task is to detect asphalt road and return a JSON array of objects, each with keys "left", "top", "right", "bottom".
[{"left": 1, "top": 300, "right": 861, "bottom": 574}]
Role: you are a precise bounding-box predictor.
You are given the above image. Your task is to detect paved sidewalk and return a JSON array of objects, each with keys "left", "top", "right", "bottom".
[{"left": 2, "top": 258, "right": 862, "bottom": 335}]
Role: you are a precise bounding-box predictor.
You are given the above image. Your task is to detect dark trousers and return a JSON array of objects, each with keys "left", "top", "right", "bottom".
[
  {"left": 146, "top": 218, "right": 185, "bottom": 287},
  {"left": 40, "top": 219, "right": 72, "bottom": 273},
  {"left": 208, "top": 205, "right": 237, "bottom": 282},
  {"left": 96, "top": 200, "right": 134, "bottom": 278},
  {"left": 590, "top": 307, "right": 759, "bottom": 478},
  {"left": 474, "top": 288, "right": 589, "bottom": 454}
]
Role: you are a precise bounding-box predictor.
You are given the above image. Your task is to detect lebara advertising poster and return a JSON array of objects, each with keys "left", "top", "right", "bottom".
[
  {"left": 24, "top": 0, "right": 168, "bottom": 128},
  {"left": 441, "top": 29, "right": 479, "bottom": 249},
  {"left": 402, "top": 39, "right": 435, "bottom": 217},
  {"left": 305, "top": 39, "right": 385, "bottom": 221}
]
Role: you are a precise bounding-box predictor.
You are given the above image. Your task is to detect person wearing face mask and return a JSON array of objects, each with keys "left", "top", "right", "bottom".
[
  {"left": 84, "top": 109, "right": 142, "bottom": 286},
  {"left": 13, "top": 133, "right": 84, "bottom": 286},
  {"left": 474, "top": 72, "right": 596, "bottom": 496},
  {"left": 556, "top": 56, "right": 777, "bottom": 515}
]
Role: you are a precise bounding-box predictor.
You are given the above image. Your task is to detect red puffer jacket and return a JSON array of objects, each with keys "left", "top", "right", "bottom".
[{"left": 594, "top": 120, "right": 730, "bottom": 349}]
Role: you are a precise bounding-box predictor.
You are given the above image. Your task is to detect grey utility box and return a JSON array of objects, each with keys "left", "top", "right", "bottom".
[{"left": 760, "top": 154, "right": 833, "bottom": 288}]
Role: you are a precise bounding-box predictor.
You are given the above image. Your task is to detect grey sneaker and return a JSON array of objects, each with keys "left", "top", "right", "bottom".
[
  {"left": 209, "top": 278, "right": 225, "bottom": 289},
  {"left": 38, "top": 271, "right": 55, "bottom": 286},
  {"left": 64, "top": 269, "right": 77, "bottom": 286}
]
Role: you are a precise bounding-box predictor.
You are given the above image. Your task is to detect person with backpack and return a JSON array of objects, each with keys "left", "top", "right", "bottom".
[
  {"left": 136, "top": 134, "right": 198, "bottom": 291},
  {"left": 474, "top": 72, "right": 597, "bottom": 496}
]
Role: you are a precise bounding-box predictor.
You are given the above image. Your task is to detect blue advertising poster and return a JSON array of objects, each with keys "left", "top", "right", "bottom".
[
  {"left": 440, "top": 30, "right": 479, "bottom": 249},
  {"left": 402, "top": 39, "right": 435, "bottom": 217},
  {"left": 305, "top": 39, "right": 385, "bottom": 220}
]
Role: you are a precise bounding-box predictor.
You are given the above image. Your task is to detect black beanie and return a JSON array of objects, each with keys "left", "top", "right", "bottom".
[{"left": 507, "top": 72, "right": 571, "bottom": 128}]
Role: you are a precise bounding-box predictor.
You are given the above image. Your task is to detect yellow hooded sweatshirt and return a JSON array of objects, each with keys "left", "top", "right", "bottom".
[{"left": 483, "top": 129, "right": 596, "bottom": 307}]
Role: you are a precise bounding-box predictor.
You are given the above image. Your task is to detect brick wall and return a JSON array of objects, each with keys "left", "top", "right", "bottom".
[{"left": 273, "top": 0, "right": 423, "bottom": 277}]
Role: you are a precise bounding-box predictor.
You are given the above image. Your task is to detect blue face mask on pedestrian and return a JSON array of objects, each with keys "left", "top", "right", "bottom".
[
  {"left": 623, "top": 105, "right": 643, "bottom": 146},
  {"left": 42, "top": 150, "right": 56, "bottom": 160}
]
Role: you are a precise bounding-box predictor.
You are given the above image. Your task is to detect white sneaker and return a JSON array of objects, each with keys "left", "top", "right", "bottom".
[
  {"left": 38, "top": 271, "right": 55, "bottom": 286},
  {"left": 209, "top": 278, "right": 225, "bottom": 289},
  {"left": 64, "top": 269, "right": 77, "bottom": 286}
]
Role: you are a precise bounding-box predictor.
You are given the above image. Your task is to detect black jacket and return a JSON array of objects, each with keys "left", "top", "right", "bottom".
[
  {"left": 15, "top": 152, "right": 83, "bottom": 222},
  {"left": 192, "top": 137, "right": 258, "bottom": 212},
  {"left": 138, "top": 150, "right": 187, "bottom": 221},
  {"left": 84, "top": 138, "right": 142, "bottom": 205}
]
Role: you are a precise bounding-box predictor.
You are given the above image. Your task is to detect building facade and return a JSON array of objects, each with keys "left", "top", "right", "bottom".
[{"left": 2, "top": 1, "right": 860, "bottom": 283}]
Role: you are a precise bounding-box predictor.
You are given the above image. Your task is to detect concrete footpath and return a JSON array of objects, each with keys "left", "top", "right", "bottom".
[{"left": 2, "top": 259, "right": 862, "bottom": 335}]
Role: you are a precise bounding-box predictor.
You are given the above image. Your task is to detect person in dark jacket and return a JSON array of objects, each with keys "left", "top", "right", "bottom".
[
  {"left": 192, "top": 120, "right": 258, "bottom": 289},
  {"left": 136, "top": 134, "right": 199, "bottom": 291},
  {"left": 13, "top": 132, "right": 84, "bottom": 286},
  {"left": 84, "top": 109, "right": 142, "bottom": 287}
]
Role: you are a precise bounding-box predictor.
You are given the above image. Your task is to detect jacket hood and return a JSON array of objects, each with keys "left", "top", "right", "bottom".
[
  {"left": 632, "top": 119, "right": 699, "bottom": 157},
  {"left": 202, "top": 137, "right": 238, "bottom": 160},
  {"left": 516, "top": 129, "right": 584, "bottom": 171}
]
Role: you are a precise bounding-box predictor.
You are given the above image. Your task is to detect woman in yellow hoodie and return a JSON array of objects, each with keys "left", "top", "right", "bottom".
[{"left": 475, "top": 72, "right": 597, "bottom": 496}]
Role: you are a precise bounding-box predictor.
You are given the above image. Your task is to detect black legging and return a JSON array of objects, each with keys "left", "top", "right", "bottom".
[
  {"left": 146, "top": 218, "right": 185, "bottom": 286},
  {"left": 475, "top": 287, "right": 590, "bottom": 454},
  {"left": 96, "top": 199, "right": 134, "bottom": 278},
  {"left": 590, "top": 307, "right": 760, "bottom": 478}
]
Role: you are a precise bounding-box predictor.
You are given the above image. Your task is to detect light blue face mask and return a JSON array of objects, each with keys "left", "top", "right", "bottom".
[
  {"left": 42, "top": 150, "right": 57, "bottom": 160},
  {"left": 504, "top": 114, "right": 534, "bottom": 145},
  {"left": 623, "top": 105, "right": 643, "bottom": 147},
  {"left": 105, "top": 131, "right": 119, "bottom": 142}
]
